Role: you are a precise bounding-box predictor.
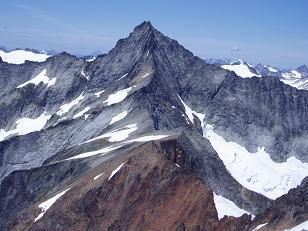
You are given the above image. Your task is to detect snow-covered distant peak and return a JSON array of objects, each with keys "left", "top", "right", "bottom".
[
  {"left": 264, "top": 65, "right": 278, "bottom": 73},
  {"left": 221, "top": 61, "right": 261, "bottom": 78},
  {"left": 0, "top": 49, "right": 50, "bottom": 64}
]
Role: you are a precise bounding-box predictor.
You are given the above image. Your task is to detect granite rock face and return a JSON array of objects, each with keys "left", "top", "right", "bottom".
[{"left": 0, "top": 21, "right": 307, "bottom": 230}]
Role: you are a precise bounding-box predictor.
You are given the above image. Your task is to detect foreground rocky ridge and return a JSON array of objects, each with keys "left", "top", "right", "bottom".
[
  {"left": 0, "top": 21, "right": 307, "bottom": 230},
  {"left": 3, "top": 140, "right": 253, "bottom": 231}
]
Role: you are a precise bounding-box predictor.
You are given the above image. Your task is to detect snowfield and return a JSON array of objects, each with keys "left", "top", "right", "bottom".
[
  {"left": 108, "top": 163, "right": 125, "bottom": 180},
  {"left": 0, "top": 49, "right": 50, "bottom": 64},
  {"left": 109, "top": 111, "right": 128, "bottom": 125},
  {"left": 221, "top": 62, "right": 261, "bottom": 78},
  {"left": 213, "top": 193, "right": 251, "bottom": 219},
  {"left": 104, "top": 87, "right": 132, "bottom": 106},
  {"left": 204, "top": 124, "right": 308, "bottom": 199},
  {"left": 17, "top": 69, "right": 56, "bottom": 88},
  {"left": 57, "top": 92, "right": 84, "bottom": 116},
  {"left": 0, "top": 112, "right": 51, "bottom": 141},
  {"left": 34, "top": 188, "right": 70, "bottom": 222}
]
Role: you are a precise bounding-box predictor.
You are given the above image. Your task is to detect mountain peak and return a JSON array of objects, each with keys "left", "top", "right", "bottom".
[{"left": 133, "top": 21, "right": 154, "bottom": 32}]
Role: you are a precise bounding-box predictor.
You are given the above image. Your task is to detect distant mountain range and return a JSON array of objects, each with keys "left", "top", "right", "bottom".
[{"left": 205, "top": 58, "right": 308, "bottom": 90}]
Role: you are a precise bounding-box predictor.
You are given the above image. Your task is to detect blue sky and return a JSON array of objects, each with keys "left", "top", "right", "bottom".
[{"left": 0, "top": 0, "right": 307, "bottom": 68}]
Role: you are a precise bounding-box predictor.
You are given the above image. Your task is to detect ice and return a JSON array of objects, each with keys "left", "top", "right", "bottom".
[
  {"left": 214, "top": 193, "right": 251, "bottom": 219},
  {"left": 284, "top": 220, "right": 308, "bottom": 231},
  {"left": 109, "top": 111, "right": 128, "bottom": 125},
  {"left": 204, "top": 124, "right": 308, "bottom": 199},
  {"left": 57, "top": 92, "right": 84, "bottom": 116},
  {"left": 221, "top": 64, "right": 261, "bottom": 78},
  {"left": 93, "top": 173, "right": 104, "bottom": 180},
  {"left": 252, "top": 223, "right": 268, "bottom": 231},
  {"left": 0, "top": 49, "right": 50, "bottom": 64},
  {"left": 104, "top": 87, "right": 132, "bottom": 106},
  {"left": 17, "top": 69, "right": 56, "bottom": 88},
  {"left": 73, "top": 106, "right": 90, "bottom": 119},
  {"left": 34, "top": 188, "right": 70, "bottom": 222},
  {"left": 108, "top": 163, "right": 125, "bottom": 180},
  {"left": 0, "top": 112, "right": 51, "bottom": 141},
  {"left": 94, "top": 90, "right": 105, "bottom": 97}
]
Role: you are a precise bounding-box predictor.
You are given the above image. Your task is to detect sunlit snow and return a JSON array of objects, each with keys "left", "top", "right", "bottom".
[
  {"left": 221, "top": 63, "right": 261, "bottom": 78},
  {"left": 17, "top": 69, "right": 56, "bottom": 88},
  {"left": 284, "top": 220, "right": 308, "bottom": 231},
  {"left": 34, "top": 188, "right": 70, "bottom": 222},
  {"left": 0, "top": 49, "right": 50, "bottom": 64},
  {"left": 73, "top": 106, "right": 90, "bottom": 119},
  {"left": 265, "top": 65, "right": 278, "bottom": 73},
  {"left": 124, "top": 134, "right": 169, "bottom": 143},
  {"left": 85, "top": 123, "right": 138, "bottom": 143},
  {"left": 252, "top": 223, "right": 268, "bottom": 231},
  {"left": 57, "top": 92, "right": 84, "bottom": 116},
  {"left": 109, "top": 111, "right": 128, "bottom": 125},
  {"left": 117, "top": 73, "right": 128, "bottom": 81},
  {"left": 204, "top": 124, "right": 308, "bottom": 199},
  {"left": 81, "top": 69, "right": 90, "bottom": 80},
  {"left": 178, "top": 95, "right": 205, "bottom": 126},
  {"left": 93, "top": 173, "right": 104, "bottom": 180},
  {"left": 213, "top": 193, "right": 251, "bottom": 219},
  {"left": 104, "top": 87, "right": 132, "bottom": 106},
  {"left": 65, "top": 145, "right": 122, "bottom": 160},
  {"left": 0, "top": 112, "right": 51, "bottom": 141},
  {"left": 108, "top": 163, "right": 125, "bottom": 180},
  {"left": 94, "top": 90, "right": 105, "bottom": 97}
]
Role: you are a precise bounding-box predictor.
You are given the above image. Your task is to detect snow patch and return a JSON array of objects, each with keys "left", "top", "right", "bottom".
[
  {"left": 141, "top": 73, "right": 150, "bottom": 78},
  {"left": 93, "top": 173, "right": 104, "bottom": 180},
  {"left": 284, "top": 220, "right": 308, "bottom": 231},
  {"left": 66, "top": 145, "right": 122, "bottom": 160},
  {"left": 0, "top": 50, "right": 50, "bottom": 64},
  {"left": 104, "top": 87, "right": 132, "bottom": 106},
  {"left": 204, "top": 124, "right": 308, "bottom": 199},
  {"left": 178, "top": 95, "right": 205, "bottom": 126},
  {"left": 73, "top": 106, "right": 90, "bottom": 119},
  {"left": 0, "top": 112, "right": 51, "bottom": 141},
  {"left": 109, "top": 111, "right": 128, "bottom": 125},
  {"left": 222, "top": 64, "right": 261, "bottom": 78},
  {"left": 108, "top": 163, "right": 125, "bottom": 180},
  {"left": 252, "top": 223, "right": 268, "bottom": 231},
  {"left": 213, "top": 193, "right": 251, "bottom": 219},
  {"left": 17, "top": 69, "right": 56, "bottom": 88},
  {"left": 34, "top": 188, "right": 70, "bottom": 222},
  {"left": 117, "top": 73, "right": 128, "bottom": 81},
  {"left": 265, "top": 65, "right": 278, "bottom": 73},
  {"left": 57, "top": 92, "right": 84, "bottom": 116},
  {"left": 85, "top": 123, "right": 138, "bottom": 143},
  {"left": 81, "top": 69, "right": 90, "bottom": 80},
  {"left": 124, "top": 134, "right": 169, "bottom": 143},
  {"left": 94, "top": 90, "right": 105, "bottom": 97},
  {"left": 86, "top": 57, "right": 96, "bottom": 62}
]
